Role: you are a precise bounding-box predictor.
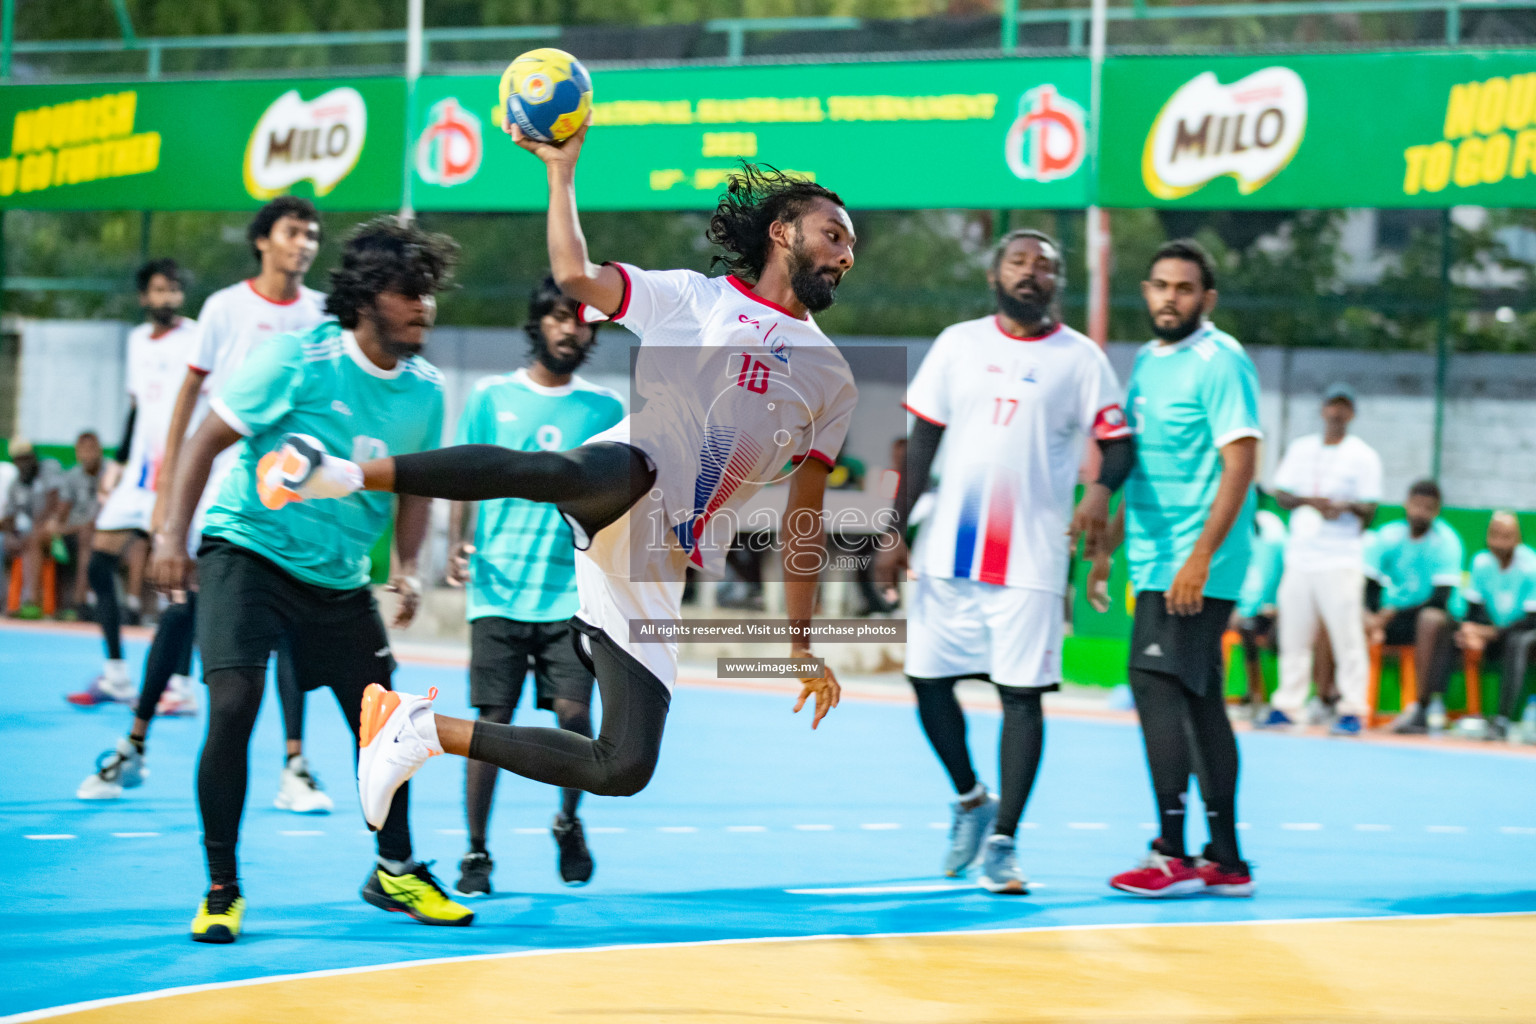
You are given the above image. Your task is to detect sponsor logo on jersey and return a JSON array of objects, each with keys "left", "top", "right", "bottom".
[
  {"left": 331, "top": 399, "right": 353, "bottom": 417},
  {"left": 1142, "top": 67, "right": 1307, "bottom": 200},
  {"left": 1004, "top": 84, "right": 1086, "bottom": 183},
  {"left": 244, "top": 87, "right": 368, "bottom": 200},
  {"left": 415, "top": 97, "right": 483, "bottom": 188}
]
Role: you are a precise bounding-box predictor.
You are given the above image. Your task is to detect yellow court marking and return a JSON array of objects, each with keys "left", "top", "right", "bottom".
[{"left": 39, "top": 913, "right": 1536, "bottom": 1023}]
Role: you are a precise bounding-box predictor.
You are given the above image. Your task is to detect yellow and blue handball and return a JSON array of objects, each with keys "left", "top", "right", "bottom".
[{"left": 499, "top": 48, "right": 593, "bottom": 144}]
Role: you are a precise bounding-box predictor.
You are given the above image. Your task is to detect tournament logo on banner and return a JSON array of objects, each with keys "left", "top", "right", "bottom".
[
  {"left": 243, "top": 87, "right": 368, "bottom": 200},
  {"left": 1004, "top": 84, "right": 1086, "bottom": 183},
  {"left": 415, "top": 96, "right": 483, "bottom": 188},
  {"left": 1141, "top": 67, "right": 1307, "bottom": 200}
]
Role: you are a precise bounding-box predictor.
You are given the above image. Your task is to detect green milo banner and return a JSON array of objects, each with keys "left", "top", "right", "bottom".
[
  {"left": 1100, "top": 50, "right": 1536, "bottom": 209},
  {"left": 409, "top": 58, "right": 1092, "bottom": 211},
  {"left": 0, "top": 78, "right": 405, "bottom": 210}
]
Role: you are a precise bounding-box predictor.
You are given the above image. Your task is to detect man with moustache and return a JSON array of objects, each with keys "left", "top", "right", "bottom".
[
  {"left": 445, "top": 275, "right": 623, "bottom": 897},
  {"left": 148, "top": 218, "right": 471, "bottom": 942},
  {"left": 1102, "top": 239, "right": 1261, "bottom": 899},
  {"left": 892, "top": 229, "right": 1134, "bottom": 894}
]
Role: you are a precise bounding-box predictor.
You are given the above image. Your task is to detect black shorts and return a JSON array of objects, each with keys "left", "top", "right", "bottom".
[
  {"left": 195, "top": 536, "right": 395, "bottom": 687},
  {"left": 1130, "top": 590, "right": 1237, "bottom": 697},
  {"left": 469, "top": 616, "right": 594, "bottom": 711},
  {"left": 1234, "top": 613, "right": 1274, "bottom": 642},
  {"left": 1382, "top": 606, "right": 1432, "bottom": 646}
]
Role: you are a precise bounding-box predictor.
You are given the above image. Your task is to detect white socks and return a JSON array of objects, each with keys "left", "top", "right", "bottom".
[
  {"left": 958, "top": 782, "right": 987, "bottom": 804},
  {"left": 103, "top": 659, "right": 129, "bottom": 684}
]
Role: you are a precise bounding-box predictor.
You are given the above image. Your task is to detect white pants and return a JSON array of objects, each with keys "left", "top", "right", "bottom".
[{"left": 1274, "top": 566, "right": 1369, "bottom": 716}]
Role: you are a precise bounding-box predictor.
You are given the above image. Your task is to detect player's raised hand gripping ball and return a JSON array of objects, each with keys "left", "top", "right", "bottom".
[
  {"left": 499, "top": 47, "right": 593, "bottom": 143},
  {"left": 256, "top": 434, "right": 364, "bottom": 510}
]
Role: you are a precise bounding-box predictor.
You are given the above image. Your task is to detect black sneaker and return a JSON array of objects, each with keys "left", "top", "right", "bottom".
[
  {"left": 1391, "top": 704, "right": 1428, "bottom": 735},
  {"left": 455, "top": 851, "right": 493, "bottom": 897},
  {"left": 552, "top": 814, "right": 594, "bottom": 886}
]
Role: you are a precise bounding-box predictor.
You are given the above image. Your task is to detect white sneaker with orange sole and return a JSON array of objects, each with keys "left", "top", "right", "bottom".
[{"left": 357, "top": 684, "right": 442, "bottom": 830}]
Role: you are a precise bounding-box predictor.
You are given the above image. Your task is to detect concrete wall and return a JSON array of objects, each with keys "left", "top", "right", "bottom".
[{"left": 12, "top": 319, "right": 1534, "bottom": 509}]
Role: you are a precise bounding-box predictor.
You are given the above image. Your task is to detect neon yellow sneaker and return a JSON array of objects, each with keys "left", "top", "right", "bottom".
[
  {"left": 191, "top": 883, "right": 245, "bottom": 943},
  {"left": 361, "top": 862, "right": 474, "bottom": 926}
]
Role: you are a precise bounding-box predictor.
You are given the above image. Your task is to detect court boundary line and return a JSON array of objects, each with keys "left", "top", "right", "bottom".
[
  {"left": 5, "top": 909, "right": 1534, "bottom": 1023},
  {"left": 7, "top": 618, "right": 1533, "bottom": 757}
]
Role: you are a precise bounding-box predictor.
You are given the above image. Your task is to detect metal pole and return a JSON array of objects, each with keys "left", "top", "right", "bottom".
[
  {"left": 2, "top": 0, "right": 15, "bottom": 81},
  {"left": 1001, "top": 0, "right": 1019, "bottom": 52},
  {"left": 1431, "top": 207, "right": 1452, "bottom": 481},
  {"left": 1085, "top": 0, "right": 1110, "bottom": 346},
  {"left": 400, "top": 0, "right": 424, "bottom": 222}
]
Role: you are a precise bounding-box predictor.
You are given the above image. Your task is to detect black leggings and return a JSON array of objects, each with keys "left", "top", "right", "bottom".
[
  {"left": 468, "top": 630, "right": 669, "bottom": 798},
  {"left": 87, "top": 550, "right": 123, "bottom": 660},
  {"left": 134, "top": 599, "right": 305, "bottom": 744},
  {"left": 910, "top": 677, "right": 1045, "bottom": 837},
  {"left": 134, "top": 594, "right": 197, "bottom": 721},
  {"left": 1129, "top": 666, "right": 1243, "bottom": 868},
  {"left": 392, "top": 442, "right": 654, "bottom": 543},
  {"left": 199, "top": 665, "right": 410, "bottom": 884}
]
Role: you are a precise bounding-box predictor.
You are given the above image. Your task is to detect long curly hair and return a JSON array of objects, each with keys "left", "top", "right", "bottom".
[
  {"left": 325, "top": 218, "right": 459, "bottom": 329},
  {"left": 704, "top": 162, "right": 845, "bottom": 282}
]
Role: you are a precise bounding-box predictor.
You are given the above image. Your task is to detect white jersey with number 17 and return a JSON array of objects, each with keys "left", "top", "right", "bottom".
[{"left": 904, "top": 317, "right": 1128, "bottom": 595}]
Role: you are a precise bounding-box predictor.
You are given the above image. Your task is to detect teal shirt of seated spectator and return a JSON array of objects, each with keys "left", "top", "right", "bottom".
[
  {"left": 1124, "top": 324, "right": 1264, "bottom": 601},
  {"left": 203, "top": 321, "right": 445, "bottom": 591},
  {"left": 1364, "top": 519, "right": 1465, "bottom": 611},
  {"left": 1463, "top": 544, "right": 1536, "bottom": 628},
  {"left": 1236, "top": 510, "right": 1287, "bottom": 619}
]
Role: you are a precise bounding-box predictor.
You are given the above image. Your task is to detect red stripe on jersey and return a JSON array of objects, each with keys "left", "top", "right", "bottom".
[
  {"left": 245, "top": 279, "right": 303, "bottom": 307},
  {"left": 726, "top": 275, "right": 809, "bottom": 321},
  {"left": 902, "top": 402, "right": 945, "bottom": 427},
  {"left": 993, "top": 316, "right": 1059, "bottom": 342},
  {"left": 978, "top": 473, "right": 1015, "bottom": 586},
  {"left": 1092, "top": 403, "right": 1132, "bottom": 440},
  {"left": 790, "top": 449, "right": 835, "bottom": 469},
  {"left": 603, "top": 262, "right": 633, "bottom": 322}
]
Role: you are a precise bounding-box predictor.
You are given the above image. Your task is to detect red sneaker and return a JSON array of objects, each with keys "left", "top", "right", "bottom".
[
  {"left": 1109, "top": 845, "right": 1205, "bottom": 898},
  {"left": 1195, "top": 858, "right": 1255, "bottom": 897}
]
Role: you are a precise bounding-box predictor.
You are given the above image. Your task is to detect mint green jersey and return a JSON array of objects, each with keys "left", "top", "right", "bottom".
[
  {"left": 1363, "top": 519, "right": 1464, "bottom": 610},
  {"left": 1124, "top": 324, "right": 1263, "bottom": 601},
  {"left": 1464, "top": 544, "right": 1536, "bottom": 627},
  {"left": 456, "top": 369, "right": 624, "bottom": 623},
  {"left": 204, "top": 322, "right": 445, "bottom": 590},
  {"left": 1236, "top": 510, "right": 1287, "bottom": 618}
]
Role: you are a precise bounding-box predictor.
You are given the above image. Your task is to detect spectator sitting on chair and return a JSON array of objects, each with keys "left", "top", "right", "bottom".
[
  {"left": 1230, "top": 508, "right": 1287, "bottom": 715},
  {"left": 1436, "top": 512, "right": 1536, "bottom": 742},
  {"left": 1265, "top": 383, "right": 1382, "bottom": 737},
  {"left": 1364, "top": 479, "right": 1465, "bottom": 735},
  {"left": 3, "top": 440, "right": 62, "bottom": 618},
  {"left": 33, "top": 432, "right": 104, "bottom": 618}
]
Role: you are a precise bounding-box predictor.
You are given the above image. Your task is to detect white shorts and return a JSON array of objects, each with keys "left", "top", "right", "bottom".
[
  {"left": 94, "top": 481, "right": 154, "bottom": 533},
  {"left": 573, "top": 482, "right": 687, "bottom": 691},
  {"left": 905, "top": 576, "right": 1064, "bottom": 690}
]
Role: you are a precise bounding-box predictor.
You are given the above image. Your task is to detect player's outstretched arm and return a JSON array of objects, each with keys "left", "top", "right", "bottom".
[
  {"left": 505, "top": 119, "right": 625, "bottom": 317},
  {"left": 151, "top": 368, "right": 210, "bottom": 533},
  {"left": 148, "top": 411, "right": 241, "bottom": 591},
  {"left": 782, "top": 457, "right": 841, "bottom": 729}
]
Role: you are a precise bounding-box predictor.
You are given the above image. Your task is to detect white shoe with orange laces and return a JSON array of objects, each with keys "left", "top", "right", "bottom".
[{"left": 357, "top": 684, "right": 442, "bottom": 830}]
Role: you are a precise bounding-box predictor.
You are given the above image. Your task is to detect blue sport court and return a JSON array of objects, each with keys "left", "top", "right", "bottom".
[{"left": 3, "top": 620, "right": 1534, "bottom": 1022}]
